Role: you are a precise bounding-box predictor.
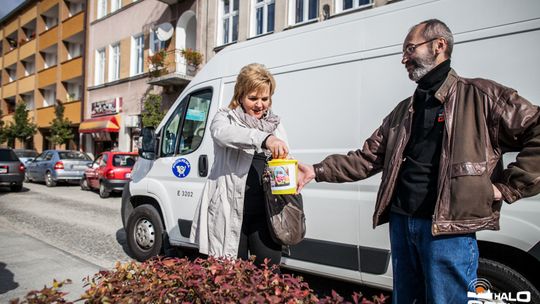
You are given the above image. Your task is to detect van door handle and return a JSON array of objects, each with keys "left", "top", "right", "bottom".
[{"left": 198, "top": 155, "right": 208, "bottom": 177}]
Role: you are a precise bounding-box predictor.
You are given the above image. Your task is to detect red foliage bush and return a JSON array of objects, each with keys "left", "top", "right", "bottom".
[{"left": 11, "top": 256, "right": 388, "bottom": 304}]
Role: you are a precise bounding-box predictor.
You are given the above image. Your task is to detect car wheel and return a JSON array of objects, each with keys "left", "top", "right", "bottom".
[
  {"left": 45, "top": 171, "right": 56, "bottom": 187},
  {"left": 126, "top": 205, "right": 164, "bottom": 261},
  {"left": 10, "top": 184, "right": 23, "bottom": 192},
  {"left": 80, "top": 177, "right": 90, "bottom": 190},
  {"left": 99, "top": 182, "right": 110, "bottom": 198},
  {"left": 477, "top": 258, "right": 540, "bottom": 302}
]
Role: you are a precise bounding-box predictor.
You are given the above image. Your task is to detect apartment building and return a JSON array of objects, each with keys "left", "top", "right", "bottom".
[
  {"left": 83, "top": 0, "right": 197, "bottom": 155},
  {"left": 0, "top": 0, "right": 86, "bottom": 151},
  {"left": 198, "top": 0, "right": 392, "bottom": 62}
]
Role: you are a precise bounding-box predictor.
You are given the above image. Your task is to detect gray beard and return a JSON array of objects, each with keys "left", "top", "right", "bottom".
[{"left": 410, "top": 55, "right": 438, "bottom": 82}]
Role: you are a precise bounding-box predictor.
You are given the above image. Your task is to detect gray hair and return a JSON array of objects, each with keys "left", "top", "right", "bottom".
[{"left": 415, "top": 19, "right": 454, "bottom": 58}]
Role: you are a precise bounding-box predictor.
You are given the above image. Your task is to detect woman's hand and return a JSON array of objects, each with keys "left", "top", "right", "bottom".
[{"left": 265, "top": 135, "right": 288, "bottom": 159}]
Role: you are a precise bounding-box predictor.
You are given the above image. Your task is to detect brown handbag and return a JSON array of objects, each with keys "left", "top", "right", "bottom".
[{"left": 262, "top": 164, "right": 306, "bottom": 245}]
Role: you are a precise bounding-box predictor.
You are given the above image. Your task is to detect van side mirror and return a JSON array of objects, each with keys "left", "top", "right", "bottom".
[{"left": 139, "top": 127, "right": 157, "bottom": 160}]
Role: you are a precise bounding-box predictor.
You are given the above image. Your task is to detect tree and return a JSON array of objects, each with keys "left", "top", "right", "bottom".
[
  {"left": 0, "top": 107, "right": 7, "bottom": 146},
  {"left": 47, "top": 102, "right": 74, "bottom": 147},
  {"left": 142, "top": 93, "right": 165, "bottom": 128},
  {"left": 4, "top": 102, "right": 37, "bottom": 148}
]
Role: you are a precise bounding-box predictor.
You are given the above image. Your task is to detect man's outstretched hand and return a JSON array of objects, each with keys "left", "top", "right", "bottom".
[{"left": 297, "top": 163, "right": 316, "bottom": 192}]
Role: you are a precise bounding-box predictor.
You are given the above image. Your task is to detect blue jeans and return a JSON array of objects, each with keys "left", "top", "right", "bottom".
[{"left": 389, "top": 212, "right": 478, "bottom": 304}]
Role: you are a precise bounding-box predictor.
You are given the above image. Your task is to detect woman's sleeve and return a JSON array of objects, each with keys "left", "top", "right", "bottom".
[{"left": 210, "top": 110, "right": 270, "bottom": 152}]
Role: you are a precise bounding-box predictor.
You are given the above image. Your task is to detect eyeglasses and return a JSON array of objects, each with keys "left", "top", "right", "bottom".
[{"left": 403, "top": 38, "right": 439, "bottom": 55}]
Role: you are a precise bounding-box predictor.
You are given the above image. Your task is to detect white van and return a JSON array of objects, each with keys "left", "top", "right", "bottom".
[{"left": 122, "top": 0, "right": 540, "bottom": 297}]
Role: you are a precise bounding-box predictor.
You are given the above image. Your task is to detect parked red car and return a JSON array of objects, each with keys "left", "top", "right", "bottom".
[{"left": 80, "top": 151, "right": 138, "bottom": 198}]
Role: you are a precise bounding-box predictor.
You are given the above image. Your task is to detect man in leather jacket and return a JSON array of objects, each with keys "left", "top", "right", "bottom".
[{"left": 298, "top": 19, "right": 540, "bottom": 303}]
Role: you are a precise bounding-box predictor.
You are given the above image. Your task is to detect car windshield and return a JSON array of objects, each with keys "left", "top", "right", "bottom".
[
  {"left": 59, "top": 151, "right": 91, "bottom": 160},
  {"left": 15, "top": 150, "right": 38, "bottom": 158},
  {"left": 113, "top": 154, "right": 138, "bottom": 167},
  {"left": 0, "top": 150, "right": 19, "bottom": 161}
]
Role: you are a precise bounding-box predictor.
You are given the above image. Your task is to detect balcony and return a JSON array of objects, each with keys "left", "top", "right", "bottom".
[
  {"left": 2, "top": 81, "right": 17, "bottom": 99},
  {"left": 18, "top": 75, "right": 36, "bottom": 94},
  {"left": 39, "top": 0, "right": 59, "bottom": 15},
  {"left": 20, "top": 7, "right": 37, "bottom": 26},
  {"left": 38, "top": 65, "right": 58, "bottom": 88},
  {"left": 61, "top": 12, "right": 84, "bottom": 40},
  {"left": 19, "top": 39, "right": 37, "bottom": 59},
  {"left": 147, "top": 49, "right": 195, "bottom": 86},
  {"left": 39, "top": 26, "right": 58, "bottom": 50},
  {"left": 61, "top": 56, "right": 82, "bottom": 81},
  {"left": 36, "top": 100, "right": 81, "bottom": 128},
  {"left": 1, "top": 113, "right": 14, "bottom": 125},
  {"left": 3, "top": 49, "right": 18, "bottom": 67}
]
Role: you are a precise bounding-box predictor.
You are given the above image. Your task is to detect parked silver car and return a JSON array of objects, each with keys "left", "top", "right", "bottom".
[
  {"left": 25, "top": 150, "right": 92, "bottom": 187},
  {"left": 0, "top": 148, "right": 25, "bottom": 191},
  {"left": 13, "top": 149, "right": 38, "bottom": 165}
]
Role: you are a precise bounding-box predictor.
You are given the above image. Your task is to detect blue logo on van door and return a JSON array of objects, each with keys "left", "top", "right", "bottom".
[{"left": 172, "top": 158, "right": 191, "bottom": 178}]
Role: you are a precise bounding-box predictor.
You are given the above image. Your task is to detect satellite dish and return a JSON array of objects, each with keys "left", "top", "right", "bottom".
[{"left": 156, "top": 23, "right": 173, "bottom": 41}]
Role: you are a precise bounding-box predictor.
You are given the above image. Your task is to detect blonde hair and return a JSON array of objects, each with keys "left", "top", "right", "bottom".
[{"left": 228, "top": 63, "right": 276, "bottom": 109}]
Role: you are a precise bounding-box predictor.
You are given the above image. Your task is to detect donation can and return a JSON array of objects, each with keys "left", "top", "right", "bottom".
[{"left": 267, "top": 159, "right": 298, "bottom": 195}]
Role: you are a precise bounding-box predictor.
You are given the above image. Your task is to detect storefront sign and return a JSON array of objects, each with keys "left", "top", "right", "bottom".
[{"left": 91, "top": 98, "right": 122, "bottom": 117}]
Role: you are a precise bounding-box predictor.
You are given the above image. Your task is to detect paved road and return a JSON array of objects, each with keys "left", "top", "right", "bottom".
[
  {"left": 0, "top": 181, "right": 389, "bottom": 302},
  {"left": 0, "top": 182, "right": 131, "bottom": 302}
]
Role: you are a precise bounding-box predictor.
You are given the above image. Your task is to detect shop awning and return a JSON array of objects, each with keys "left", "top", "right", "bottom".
[{"left": 79, "top": 115, "right": 121, "bottom": 133}]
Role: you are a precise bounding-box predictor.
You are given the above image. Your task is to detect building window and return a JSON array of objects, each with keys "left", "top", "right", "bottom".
[
  {"left": 150, "top": 30, "right": 166, "bottom": 54},
  {"left": 7, "top": 66, "right": 17, "bottom": 82},
  {"left": 67, "top": 83, "right": 82, "bottom": 101},
  {"left": 67, "top": 42, "right": 82, "bottom": 59},
  {"left": 251, "top": 0, "right": 275, "bottom": 37},
  {"left": 67, "top": 1, "right": 84, "bottom": 16},
  {"left": 95, "top": 48, "right": 106, "bottom": 85},
  {"left": 219, "top": 0, "right": 239, "bottom": 45},
  {"left": 131, "top": 34, "right": 144, "bottom": 75},
  {"left": 339, "top": 0, "right": 372, "bottom": 12},
  {"left": 43, "top": 88, "right": 56, "bottom": 107},
  {"left": 291, "top": 0, "right": 318, "bottom": 24},
  {"left": 109, "top": 43, "right": 120, "bottom": 81},
  {"left": 44, "top": 16, "right": 58, "bottom": 30},
  {"left": 111, "top": 0, "right": 121, "bottom": 13},
  {"left": 43, "top": 52, "right": 57, "bottom": 68},
  {"left": 23, "top": 59, "right": 35, "bottom": 76},
  {"left": 97, "top": 0, "right": 107, "bottom": 18}
]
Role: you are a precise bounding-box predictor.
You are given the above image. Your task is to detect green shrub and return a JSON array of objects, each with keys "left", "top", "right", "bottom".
[{"left": 11, "top": 256, "right": 388, "bottom": 304}]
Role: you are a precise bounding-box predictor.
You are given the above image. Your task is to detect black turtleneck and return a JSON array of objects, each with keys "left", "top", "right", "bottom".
[{"left": 392, "top": 59, "right": 451, "bottom": 218}]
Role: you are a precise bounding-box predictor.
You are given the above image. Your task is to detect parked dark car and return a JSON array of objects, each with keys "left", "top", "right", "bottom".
[
  {"left": 25, "top": 150, "right": 92, "bottom": 187},
  {"left": 13, "top": 149, "right": 39, "bottom": 164},
  {"left": 0, "top": 148, "right": 25, "bottom": 191},
  {"left": 80, "top": 151, "right": 138, "bottom": 198}
]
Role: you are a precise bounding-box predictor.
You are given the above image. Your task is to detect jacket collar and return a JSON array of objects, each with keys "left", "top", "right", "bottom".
[{"left": 433, "top": 68, "right": 458, "bottom": 104}]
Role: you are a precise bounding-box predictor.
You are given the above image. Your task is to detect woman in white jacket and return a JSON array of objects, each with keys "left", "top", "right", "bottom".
[{"left": 190, "top": 63, "right": 290, "bottom": 268}]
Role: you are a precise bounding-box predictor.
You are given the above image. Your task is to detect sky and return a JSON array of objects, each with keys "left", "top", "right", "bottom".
[{"left": 0, "top": 0, "right": 25, "bottom": 20}]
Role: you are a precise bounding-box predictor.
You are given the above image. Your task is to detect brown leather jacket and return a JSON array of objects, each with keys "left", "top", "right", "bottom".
[{"left": 314, "top": 69, "right": 540, "bottom": 235}]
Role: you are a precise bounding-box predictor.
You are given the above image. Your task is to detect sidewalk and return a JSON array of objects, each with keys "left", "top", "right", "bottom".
[{"left": 0, "top": 227, "right": 103, "bottom": 302}]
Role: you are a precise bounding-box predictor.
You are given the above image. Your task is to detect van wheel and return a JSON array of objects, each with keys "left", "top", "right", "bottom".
[
  {"left": 45, "top": 172, "right": 56, "bottom": 187},
  {"left": 80, "top": 177, "right": 90, "bottom": 190},
  {"left": 477, "top": 258, "right": 540, "bottom": 302},
  {"left": 99, "top": 182, "right": 110, "bottom": 198},
  {"left": 126, "top": 205, "right": 164, "bottom": 261}
]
